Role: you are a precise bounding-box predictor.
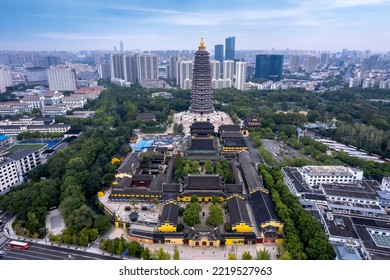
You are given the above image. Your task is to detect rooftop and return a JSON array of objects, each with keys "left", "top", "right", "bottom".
[
  {"left": 227, "top": 196, "right": 251, "bottom": 227},
  {"left": 302, "top": 166, "right": 357, "bottom": 176}
]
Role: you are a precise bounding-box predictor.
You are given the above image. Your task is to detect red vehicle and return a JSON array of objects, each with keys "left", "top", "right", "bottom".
[{"left": 9, "top": 241, "right": 29, "bottom": 250}]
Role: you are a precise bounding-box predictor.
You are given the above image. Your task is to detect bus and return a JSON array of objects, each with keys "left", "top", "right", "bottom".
[{"left": 9, "top": 241, "right": 29, "bottom": 250}]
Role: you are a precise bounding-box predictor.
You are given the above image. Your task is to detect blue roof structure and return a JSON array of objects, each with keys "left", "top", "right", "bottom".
[
  {"left": 134, "top": 140, "right": 153, "bottom": 152},
  {"left": 0, "top": 135, "right": 9, "bottom": 141}
]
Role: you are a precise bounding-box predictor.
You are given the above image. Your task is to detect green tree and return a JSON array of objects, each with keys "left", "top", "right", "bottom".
[
  {"left": 142, "top": 247, "right": 152, "bottom": 260},
  {"left": 206, "top": 204, "right": 224, "bottom": 227},
  {"left": 255, "top": 248, "right": 271, "bottom": 260},
  {"left": 228, "top": 252, "right": 237, "bottom": 260},
  {"left": 241, "top": 251, "right": 253, "bottom": 260},
  {"left": 154, "top": 248, "right": 171, "bottom": 260},
  {"left": 173, "top": 246, "right": 180, "bottom": 260},
  {"left": 204, "top": 160, "right": 213, "bottom": 174},
  {"left": 190, "top": 194, "right": 199, "bottom": 203}
]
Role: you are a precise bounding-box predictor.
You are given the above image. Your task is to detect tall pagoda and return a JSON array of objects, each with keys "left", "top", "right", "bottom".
[{"left": 189, "top": 37, "right": 214, "bottom": 115}]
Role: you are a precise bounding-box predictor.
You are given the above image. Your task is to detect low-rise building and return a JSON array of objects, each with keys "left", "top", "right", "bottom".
[{"left": 41, "top": 106, "right": 68, "bottom": 116}]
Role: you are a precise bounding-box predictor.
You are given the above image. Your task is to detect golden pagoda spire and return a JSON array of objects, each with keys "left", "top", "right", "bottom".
[{"left": 199, "top": 35, "right": 205, "bottom": 51}]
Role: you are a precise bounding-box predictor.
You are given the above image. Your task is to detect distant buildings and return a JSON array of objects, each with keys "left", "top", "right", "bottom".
[
  {"left": 47, "top": 68, "right": 77, "bottom": 91},
  {"left": 290, "top": 55, "right": 300, "bottom": 73},
  {"left": 0, "top": 68, "right": 12, "bottom": 93},
  {"left": 305, "top": 55, "right": 317, "bottom": 73},
  {"left": 225, "top": 36, "right": 235, "bottom": 60},
  {"left": 210, "top": 60, "right": 220, "bottom": 80},
  {"left": 255, "top": 55, "right": 283, "bottom": 81}
]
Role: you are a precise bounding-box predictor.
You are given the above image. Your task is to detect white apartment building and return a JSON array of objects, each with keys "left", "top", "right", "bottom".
[
  {"left": 177, "top": 60, "right": 193, "bottom": 89},
  {"left": 8, "top": 149, "right": 41, "bottom": 182},
  {"left": 47, "top": 68, "right": 77, "bottom": 91},
  {"left": 0, "top": 158, "right": 19, "bottom": 195},
  {"left": 137, "top": 53, "right": 158, "bottom": 81},
  {"left": 223, "top": 60, "right": 234, "bottom": 82},
  {"left": 235, "top": 61, "right": 247, "bottom": 90},
  {"left": 210, "top": 60, "right": 221, "bottom": 80},
  {"left": 301, "top": 166, "right": 363, "bottom": 186}
]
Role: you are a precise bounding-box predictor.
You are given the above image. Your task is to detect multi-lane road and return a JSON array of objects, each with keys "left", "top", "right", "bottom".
[{"left": 0, "top": 235, "right": 119, "bottom": 260}]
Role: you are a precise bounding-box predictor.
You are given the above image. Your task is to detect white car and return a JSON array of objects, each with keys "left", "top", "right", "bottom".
[{"left": 0, "top": 250, "right": 5, "bottom": 255}]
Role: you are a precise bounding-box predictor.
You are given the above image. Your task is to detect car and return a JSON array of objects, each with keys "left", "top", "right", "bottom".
[{"left": 0, "top": 250, "right": 5, "bottom": 255}]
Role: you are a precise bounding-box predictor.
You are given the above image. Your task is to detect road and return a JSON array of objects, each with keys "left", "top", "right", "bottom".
[
  {"left": 0, "top": 239, "right": 119, "bottom": 260},
  {"left": 244, "top": 136, "right": 264, "bottom": 165}
]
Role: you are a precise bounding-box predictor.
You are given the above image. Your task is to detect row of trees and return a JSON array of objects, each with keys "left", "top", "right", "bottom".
[
  {"left": 99, "top": 237, "right": 179, "bottom": 259},
  {"left": 16, "top": 131, "right": 64, "bottom": 140},
  {"left": 259, "top": 165, "right": 335, "bottom": 260}
]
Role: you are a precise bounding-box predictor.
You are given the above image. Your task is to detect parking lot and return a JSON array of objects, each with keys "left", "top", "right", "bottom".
[{"left": 262, "top": 138, "right": 302, "bottom": 162}]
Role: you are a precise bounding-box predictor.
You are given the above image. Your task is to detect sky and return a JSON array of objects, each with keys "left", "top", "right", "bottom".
[{"left": 1, "top": 0, "right": 390, "bottom": 52}]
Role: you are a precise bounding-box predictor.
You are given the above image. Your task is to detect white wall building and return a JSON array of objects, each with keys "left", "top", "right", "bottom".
[
  {"left": 0, "top": 158, "right": 19, "bottom": 195},
  {"left": 301, "top": 166, "right": 363, "bottom": 186},
  {"left": 234, "top": 61, "right": 247, "bottom": 90},
  {"left": 382, "top": 177, "right": 390, "bottom": 191},
  {"left": 47, "top": 68, "right": 77, "bottom": 91},
  {"left": 8, "top": 149, "right": 41, "bottom": 182}
]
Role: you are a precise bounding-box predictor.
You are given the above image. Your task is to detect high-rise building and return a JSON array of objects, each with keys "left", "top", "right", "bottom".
[
  {"left": 168, "top": 56, "right": 178, "bottom": 82},
  {"left": 214, "top": 44, "right": 224, "bottom": 74},
  {"left": 320, "top": 53, "right": 329, "bottom": 68},
  {"left": 45, "top": 56, "right": 61, "bottom": 68},
  {"left": 177, "top": 60, "right": 193, "bottom": 89},
  {"left": 290, "top": 55, "right": 300, "bottom": 73},
  {"left": 210, "top": 60, "right": 221, "bottom": 80},
  {"left": 98, "top": 63, "right": 111, "bottom": 79},
  {"left": 120, "top": 40, "right": 124, "bottom": 54},
  {"left": 225, "top": 36, "right": 235, "bottom": 60},
  {"left": 223, "top": 60, "right": 234, "bottom": 83},
  {"left": 235, "top": 62, "right": 246, "bottom": 90},
  {"left": 25, "top": 67, "right": 48, "bottom": 86},
  {"left": 189, "top": 38, "right": 214, "bottom": 114},
  {"left": 246, "top": 64, "right": 255, "bottom": 79},
  {"left": 254, "top": 55, "right": 283, "bottom": 81},
  {"left": 305, "top": 56, "right": 317, "bottom": 73},
  {"left": 0, "top": 68, "right": 12, "bottom": 93},
  {"left": 110, "top": 54, "right": 125, "bottom": 79},
  {"left": 123, "top": 55, "right": 138, "bottom": 83},
  {"left": 137, "top": 53, "right": 158, "bottom": 81},
  {"left": 47, "top": 68, "right": 77, "bottom": 91}
]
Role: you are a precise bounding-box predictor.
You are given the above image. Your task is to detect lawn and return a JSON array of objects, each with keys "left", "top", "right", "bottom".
[{"left": 7, "top": 144, "right": 45, "bottom": 153}]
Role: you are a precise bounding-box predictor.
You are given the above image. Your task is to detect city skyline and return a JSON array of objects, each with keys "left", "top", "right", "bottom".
[{"left": 1, "top": 0, "right": 390, "bottom": 52}]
